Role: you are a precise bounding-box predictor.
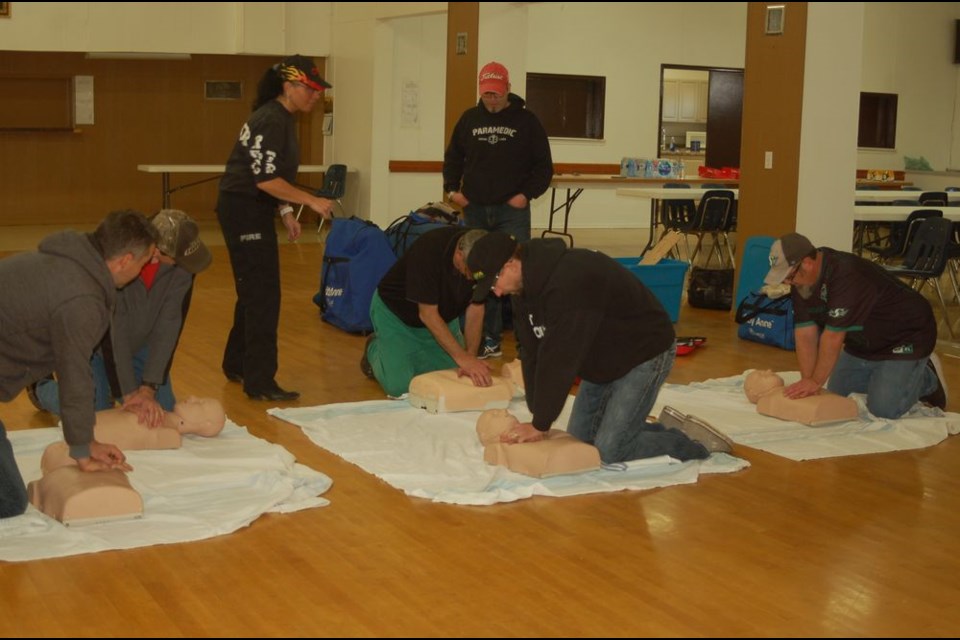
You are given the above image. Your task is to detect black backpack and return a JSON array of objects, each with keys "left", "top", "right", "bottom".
[{"left": 384, "top": 202, "right": 463, "bottom": 257}]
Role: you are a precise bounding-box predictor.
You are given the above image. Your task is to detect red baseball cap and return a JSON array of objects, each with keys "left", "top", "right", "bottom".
[{"left": 478, "top": 62, "right": 509, "bottom": 96}]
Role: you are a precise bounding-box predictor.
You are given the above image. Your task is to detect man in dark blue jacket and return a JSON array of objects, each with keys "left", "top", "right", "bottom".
[{"left": 467, "top": 232, "right": 731, "bottom": 464}]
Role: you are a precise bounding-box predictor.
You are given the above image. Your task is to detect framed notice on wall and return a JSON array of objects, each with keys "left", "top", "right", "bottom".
[
  {"left": 765, "top": 5, "right": 785, "bottom": 35},
  {"left": 0, "top": 4, "right": 11, "bottom": 18}
]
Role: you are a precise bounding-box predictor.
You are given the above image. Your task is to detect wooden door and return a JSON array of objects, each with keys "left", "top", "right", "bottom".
[{"left": 706, "top": 70, "right": 744, "bottom": 168}]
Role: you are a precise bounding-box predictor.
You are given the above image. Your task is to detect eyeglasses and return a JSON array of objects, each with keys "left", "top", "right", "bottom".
[{"left": 784, "top": 261, "right": 802, "bottom": 283}]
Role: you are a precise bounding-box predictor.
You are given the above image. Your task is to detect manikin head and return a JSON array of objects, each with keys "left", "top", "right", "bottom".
[
  {"left": 476, "top": 408, "right": 519, "bottom": 445},
  {"left": 173, "top": 397, "right": 226, "bottom": 437},
  {"left": 744, "top": 370, "right": 786, "bottom": 404}
]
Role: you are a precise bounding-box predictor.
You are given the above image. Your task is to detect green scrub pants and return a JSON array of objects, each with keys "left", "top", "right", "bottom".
[{"left": 367, "top": 291, "right": 464, "bottom": 397}]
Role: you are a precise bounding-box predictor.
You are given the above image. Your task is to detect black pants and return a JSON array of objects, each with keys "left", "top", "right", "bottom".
[
  {"left": 217, "top": 193, "right": 282, "bottom": 392},
  {"left": 0, "top": 419, "right": 27, "bottom": 519}
]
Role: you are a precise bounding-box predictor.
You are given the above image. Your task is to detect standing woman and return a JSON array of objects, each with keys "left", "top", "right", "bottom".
[{"left": 217, "top": 55, "right": 334, "bottom": 401}]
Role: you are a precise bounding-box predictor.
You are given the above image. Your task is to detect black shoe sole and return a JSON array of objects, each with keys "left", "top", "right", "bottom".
[
  {"left": 360, "top": 334, "right": 376, "bottom": 379},
  {"left": 245, "top": 389, "right": 300, "bottom": 401},
  {"left": 224, "top": 371, "right": 243, "bottom": 383}
]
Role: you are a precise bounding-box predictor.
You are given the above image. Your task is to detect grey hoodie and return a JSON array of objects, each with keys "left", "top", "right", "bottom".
[{"left": 0, "top": 231, "right": 116, "bottom": 459}]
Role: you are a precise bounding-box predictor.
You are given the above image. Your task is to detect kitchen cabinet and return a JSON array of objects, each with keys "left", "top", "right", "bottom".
[
  {"left": 661, "top": 80, "right": 707, "bottom": 123},
  {"left": 697, "top": 81, "right": 709, "bottom": 122},
  {"left": 661, "top": 81, "right": 679, "bottom": 122}
]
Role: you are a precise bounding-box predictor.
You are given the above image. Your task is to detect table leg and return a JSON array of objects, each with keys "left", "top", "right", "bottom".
[
  {"left": 541, "top": 187, "right": 580, "bottom": 247},
  {"left": 640, "top": 200, "right": 661, "bottom": 257},
  {"left": 162, "top": 172, "right": 171, "bottom": 209}
]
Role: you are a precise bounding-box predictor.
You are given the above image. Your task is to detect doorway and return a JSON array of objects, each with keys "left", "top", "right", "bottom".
[{"left": 659, "top": 64, "right": 744, "bottom": 171}]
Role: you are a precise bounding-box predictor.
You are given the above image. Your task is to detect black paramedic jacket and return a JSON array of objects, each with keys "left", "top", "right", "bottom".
[
  {"left": 442, "top": 94, "right": 554, "bottom": 205},
  {"left": 513, "top": 240, "right": 676, "bottom": 431}
]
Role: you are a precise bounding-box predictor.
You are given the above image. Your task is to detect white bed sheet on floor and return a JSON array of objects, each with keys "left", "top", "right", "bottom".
[
  {"left": 268, "top": 397, "right": 748, "bottom": 506},
  {"left": 0, "top": 421, "right": 332, "bottom": 562},
  {"left": 652, "top": 371, "right": 960, "bottom": 461}
]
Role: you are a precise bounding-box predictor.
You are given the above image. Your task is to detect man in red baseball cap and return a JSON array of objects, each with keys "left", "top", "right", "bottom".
[{"left": 443, "top": 61, "right": 554, "bottom": 361}]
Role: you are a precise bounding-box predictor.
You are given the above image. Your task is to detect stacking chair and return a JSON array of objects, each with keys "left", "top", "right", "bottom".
[
  {"left": 658, "top": 183, "right": 696, "bottom": 260},
  {"left": 885, "top": 216, "right": 958, "bottom": 338},
  {"left": 919, "top": 191, "right": 948, "bottom": 206},
  {"left": 297, "top": 163, "right": 347, "bottom": 231},
  {"left": 681, "top": 189, "right": 736, "bottom": 268},
  {"left": 862, "top": 209, "right": 943, "bottom": 264}
]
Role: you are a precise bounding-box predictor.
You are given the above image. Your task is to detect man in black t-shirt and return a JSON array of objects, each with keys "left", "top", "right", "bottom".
[
  {"left": 764, "top": 232, "right": 947, "bottom": 418},
  {"left": 364, "top": 227, "right": 493, "bottom": 397}
]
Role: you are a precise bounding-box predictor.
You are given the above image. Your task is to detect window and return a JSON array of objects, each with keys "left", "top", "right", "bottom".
[
  {"left": 858, "top": 92, "right": 897, "bottom": 149},
  {"left": 525, "top": 73, "right": 605, "bottom": 139}
]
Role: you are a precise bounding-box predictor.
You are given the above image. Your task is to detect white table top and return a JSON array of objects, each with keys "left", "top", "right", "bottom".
[
  {"left": 616, "top": 187, "right": 739, "bottom": 200},
  {"left": 854, "top": 190, "right": 960, "bottom": 203},
  {"left": 550, "top": 175, "right": 736, "bottom": 190},
  {"left": 853, "top": 205, "right": 960, "bottom": 221},
  {"left": 137, "top": 164, "right": 338, "bottom": 173}
]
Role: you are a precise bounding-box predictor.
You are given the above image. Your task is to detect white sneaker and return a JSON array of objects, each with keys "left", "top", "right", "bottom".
[{"left": 657, "top": 405, "right": 686, "bottom": 431}]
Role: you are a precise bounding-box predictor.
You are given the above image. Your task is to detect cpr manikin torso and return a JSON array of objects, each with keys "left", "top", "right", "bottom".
[
  {"left": 27, "top": 398, "right": 226, "bottom": 525},
  {"left": 744, "top": 370, "right": 859, "bottom": 426},
  {"left": 500, "top": 359, "right": 524, "bottom": 396},
  {"left": 28, "top": 444, "right": 143, "bottom": 525},
  {"left": 476, "top": 409, "right": 601, "bottom": 478},
  {"left": 91, "top": 396, "right": 226, "bottom": 448},
  {"left": 408, "top": 369, "right": 513, "bottom": 413}
]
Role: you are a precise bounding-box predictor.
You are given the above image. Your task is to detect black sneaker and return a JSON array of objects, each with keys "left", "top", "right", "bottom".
[
  {"left": 477, "top": 340, "right": 502, "bottom": 360},
  {"left": 360, "top": 334, "right": 376, "bottom": 379},
  {"left": 223, "top": 369, "right": 243, "bottom": 383},
  {"left": 920, "top": 353, "right": 948, "bottom": 410}
]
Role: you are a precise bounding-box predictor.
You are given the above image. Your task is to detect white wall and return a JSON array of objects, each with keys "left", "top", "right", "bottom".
[
  {"left": 0, "top": 2, "right": 332, "bottom": 55},
  {"left": 797, "top": 3, "right": 865, "bottom": 251},
  {"left": 858, "top": 3, "right": 960, "bottom": 172},
  {"left": 519, "top": 3, "right": 748, "bottom": 232},
  {"left": 327, "top": 3, "right": 447, "bottom": 224}
]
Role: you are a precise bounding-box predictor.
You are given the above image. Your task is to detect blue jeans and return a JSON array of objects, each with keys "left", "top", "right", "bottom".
[
  {"left": 827, "top": 351, "right": 938, "bottom": 419},
  {"left": 0, "top": 419, "right": 28, "bottom": 519},
  {"left": 567, "top": 345, "right": 709, "bottom": 463},
  {"left": 36, "top": 349, "right": 176, "bottom": 415},
  {"left": 464, "top": 203, "right": 531, "bottom": 346}
]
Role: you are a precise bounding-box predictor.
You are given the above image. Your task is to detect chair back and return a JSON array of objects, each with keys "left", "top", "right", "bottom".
[
  {"left": 901, "top": 216, "right": 952, "bottom": 275},
  {"left": 317, "top": 164, "right": 347, "bottom": 200},
  {"left": 693, "top": 190, "right": 735, "bottom": 232},
  {"left": 661, "top": 182, "right": 695, "bottom": 229},
  {"left": 919, "top": 191, "right": 948, "bottom": 206},
  {"left": 886, "top": 209, "right": 943, "bottom": 259}
]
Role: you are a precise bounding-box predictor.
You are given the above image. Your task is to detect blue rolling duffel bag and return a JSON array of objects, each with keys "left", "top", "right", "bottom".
[{"left": 313, "top": 216, "right": 397, "bottom": 335}]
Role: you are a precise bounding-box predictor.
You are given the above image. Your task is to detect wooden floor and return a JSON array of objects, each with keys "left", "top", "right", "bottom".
[{"left": 1, "top": 225, "right": 959, "bottom": 637}]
